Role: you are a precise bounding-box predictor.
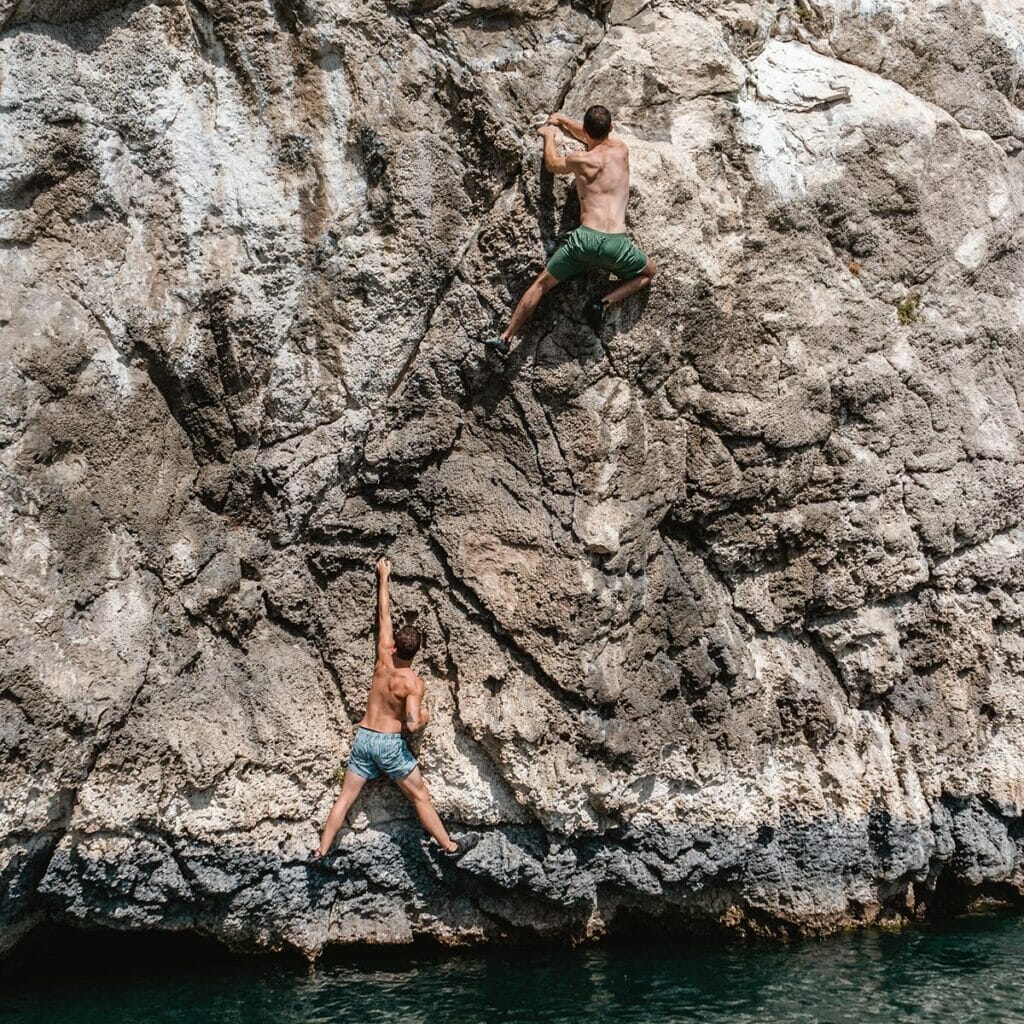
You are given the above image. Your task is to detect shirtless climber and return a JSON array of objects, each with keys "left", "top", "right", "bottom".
[
  {"left": 483, "top": 104, "right": 656, "bottom": 355},
  {"left": 314, "top": 558, "right": 478, "bottom": 860}
]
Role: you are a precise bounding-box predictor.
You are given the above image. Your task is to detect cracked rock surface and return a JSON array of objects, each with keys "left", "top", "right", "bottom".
[{"left": 3, "top": 0, "right": 1024, "bottom": 956}]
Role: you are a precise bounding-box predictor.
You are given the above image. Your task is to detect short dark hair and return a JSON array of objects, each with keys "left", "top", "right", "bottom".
[
  {"left": 394, "top": 626, "right": 421, "bottom": 660},
  {"left": 583, "top": 105, "right": 612, "bottom": 140}
]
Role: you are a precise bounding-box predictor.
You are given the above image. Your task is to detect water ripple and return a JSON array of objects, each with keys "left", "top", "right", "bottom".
[{"left": 7, "top": 913, "right": 1024, "bottom": 1024}]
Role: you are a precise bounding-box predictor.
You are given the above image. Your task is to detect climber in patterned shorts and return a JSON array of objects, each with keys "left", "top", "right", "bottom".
[
  {"left": 313, "top": 558, "right": 479, "bottom": 861},
  {"left": 483, "top": 104, "right": 656, "bottom": 354}
]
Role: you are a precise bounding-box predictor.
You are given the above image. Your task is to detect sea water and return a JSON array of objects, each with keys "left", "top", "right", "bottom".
[{"left": 5, "top": 911, "right": 1024, "bottom": 1023}]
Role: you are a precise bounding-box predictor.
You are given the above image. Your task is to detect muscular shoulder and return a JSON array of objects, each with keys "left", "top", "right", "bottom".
[
  {"left": 391, "top": 668, "right": 424, "bottom": 696},
  {"left": 564, "top": 148, "right": 590, "bottom": 170},
  {"left": 575, "top": 141, "right": 627, "bottom": 174},
  {"left": 607, "top": 138, "right": 630, "bottom": 165},
  {"left": 568, "top": 148, "right": 605, "bottom": 180}
]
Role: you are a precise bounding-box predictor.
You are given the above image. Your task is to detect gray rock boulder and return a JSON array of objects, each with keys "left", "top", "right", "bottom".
[{"left": 2, "top": 0, "right": 1024, "bottom": 956}]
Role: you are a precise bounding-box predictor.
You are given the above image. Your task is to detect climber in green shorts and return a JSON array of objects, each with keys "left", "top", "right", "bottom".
[{"left": 483, "top": 105, "right": 656, "bottom": 355}]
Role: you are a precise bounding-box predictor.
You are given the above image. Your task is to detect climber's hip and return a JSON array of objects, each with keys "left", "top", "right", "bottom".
[
  {"left": 346, "top": 727, "right": 418, "bottom": 781},
  {"left": 546, "top": 226, "right": 649, "bottom": 283}
]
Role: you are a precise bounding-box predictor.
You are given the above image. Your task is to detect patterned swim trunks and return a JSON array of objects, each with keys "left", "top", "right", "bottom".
[{"left": 346, "top": 726, "right": 418, "bottom": 781}]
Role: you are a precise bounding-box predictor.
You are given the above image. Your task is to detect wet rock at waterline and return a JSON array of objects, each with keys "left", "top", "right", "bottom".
[{"left": 3, "top": 0, "right": 1024, "bottom": 956}]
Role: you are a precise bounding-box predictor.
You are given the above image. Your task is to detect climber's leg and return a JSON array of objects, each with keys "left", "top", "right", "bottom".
[
  {"left": 588, "top": 256, "right": 656, "bottom": 331},
  {"left": 484, "top": 269, "right": 560, "bottom": 353},
  {"left": 314, "top": 768, "right": 370, "bottom": 857},
  {"left": 601, "top": 257, "right": 657, "bottom": 307},
  {"left": 394, "top": 767, "right": 456, "bottom": 851}
]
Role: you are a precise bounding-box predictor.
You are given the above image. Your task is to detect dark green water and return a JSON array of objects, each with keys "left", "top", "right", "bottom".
[{"left": 6, "top": 913, "right": 1024, "bottom": 1023}]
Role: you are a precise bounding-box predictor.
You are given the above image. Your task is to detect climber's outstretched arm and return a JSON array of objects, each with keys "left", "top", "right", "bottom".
[
  {"left": 375, "top": 557, "right": 394, "bottom": 666},
  {"left": 548, "top": 113, "right": 588, "bottom": 143}
]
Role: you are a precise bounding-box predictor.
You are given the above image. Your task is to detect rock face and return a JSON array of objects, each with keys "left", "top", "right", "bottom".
[{"left": 3, "top": 0, "right": 1024, "bottom": 957}]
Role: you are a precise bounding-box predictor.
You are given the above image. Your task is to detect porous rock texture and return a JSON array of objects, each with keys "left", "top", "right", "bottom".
[{"left": 3, "top": 0, "right": 1024, "bottom": 957}]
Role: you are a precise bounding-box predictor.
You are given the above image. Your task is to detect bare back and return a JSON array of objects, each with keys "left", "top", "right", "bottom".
[
  {"left": 360, "top": 661, "right": 422, "bottom": 734},
  {"left": 570, "top": 137, "right": 631, "bottom": 234}
]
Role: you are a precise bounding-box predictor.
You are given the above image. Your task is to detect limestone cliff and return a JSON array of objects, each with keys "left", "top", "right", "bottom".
[{"left": 3, "top": 0, "right": 1024, "bottom": 956}]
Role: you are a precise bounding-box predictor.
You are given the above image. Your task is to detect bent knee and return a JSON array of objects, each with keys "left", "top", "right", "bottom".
[
  {"left": 404, "top": 781, "right": 430, "bottom": 801},
  {"left": 643, "top": 260, "right": 657, "bottom": 279},
  {"left": 536, "top": 270, "right": 560, "bottom": 293}
]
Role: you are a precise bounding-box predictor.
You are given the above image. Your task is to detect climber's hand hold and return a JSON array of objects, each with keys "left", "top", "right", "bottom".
[{"left": 537, "top": 124, "right": 557, "bottom": 138}]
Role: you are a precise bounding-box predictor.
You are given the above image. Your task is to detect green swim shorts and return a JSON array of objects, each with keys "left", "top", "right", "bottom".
[{"left": 546, "top": 225, "right": 649, "bottom": 283}]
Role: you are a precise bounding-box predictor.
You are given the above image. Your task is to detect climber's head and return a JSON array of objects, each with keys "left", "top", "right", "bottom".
[
  {"left": 583, "top": 105, "right": 612, "bottom": 142},
  {"left": 393, "top": 625, "right": 421, "bottom": 662}
]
